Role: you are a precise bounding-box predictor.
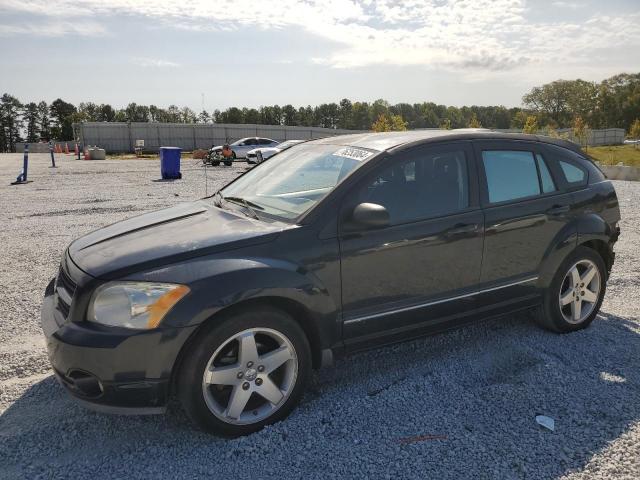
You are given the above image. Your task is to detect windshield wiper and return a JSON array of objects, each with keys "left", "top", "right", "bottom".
[{"left": 222, "top": 196, "right": 263, "bottom": 219}]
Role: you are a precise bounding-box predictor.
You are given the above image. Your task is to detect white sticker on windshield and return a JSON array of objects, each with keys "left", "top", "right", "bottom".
[{"left": 333, "top": 147, "right": 374, "bottom": 161}]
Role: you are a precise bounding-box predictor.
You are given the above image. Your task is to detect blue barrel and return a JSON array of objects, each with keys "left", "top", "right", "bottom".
[{"left": 160, "top": 147, "right": 182, "bottom": 179}]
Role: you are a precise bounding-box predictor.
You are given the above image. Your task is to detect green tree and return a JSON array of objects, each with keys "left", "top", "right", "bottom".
[
  {"left": 573, "top": 116, "right": 590, "bottom": 149},
  {"left": 440, "top": 118, "right": 451, "bottom": 130},
  {"left": 181, "top": 106, "right": 196, "bottom": 123},
  {"left": 37, "top": 101, "right": 51, "bottom": 140},
  {"left": 371, "top": 113, "right": 390, "bottom": 132},
  {"left": 98, "top": 104, "right": 116, "bottom": 122},
  {"left": 351, "top": 102, "right": 370, "bottom": 130},
  {"left": 468, "top": 113, "right": 482, "bottom": 128},
  {"left": 522, "top": 115, "right": 538, "bottom": 134},
  {"left": 371, "top": 113, "right": 407, "bottom": 132},
  {"left": 629, "top": 118, "right": 640, "bottom": 149},
  {"left": 243, "top": 108, "right": 260, "bottom": 124},
  {"left": 78, "top": 102, "right": 100, "bottom": 121},
  {"left": 23, "top": 102, "right": 40, "bottom": 142},
  {"left": 281, "top": 104, "right": 297, "bottom": 126},
  {"left": 49, "top": 98, "right": 76, "bottom": 139},
  {"left": 629, "top": 118, "right": 640, "bottom": 138},
  {"left": 1, "top": 93, "right": 24, "bottom": 151},
  {"left": 338, "top": 98, "right": 353, "bottom": 129},
  {"left": 198, "top": 110, "right": 211, "bottom": 123}
]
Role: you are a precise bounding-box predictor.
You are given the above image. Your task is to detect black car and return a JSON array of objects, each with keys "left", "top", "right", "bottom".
[{"left": 41, "top": 130, "right": 620, "bottom": 436}]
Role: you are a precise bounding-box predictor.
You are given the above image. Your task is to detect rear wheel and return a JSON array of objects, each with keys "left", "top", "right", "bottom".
[
  {"left": 536, "top": 246, "right": 606, "bottom": 332},
  {"left": 224, "top": 160, "right": 233, "bottom": 166},
  {"left": 178, "top": 307, "right": 311, "bottom": 436}
]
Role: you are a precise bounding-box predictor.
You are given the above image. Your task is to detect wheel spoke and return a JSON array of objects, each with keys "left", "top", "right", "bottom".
[
  {"left": 204, "top": 364, "right": 239, "bottom": 386},
  {"left": 225, "top": 385, "right": 252, "bottom": 419},
  {"left": 572, "top": 299, "right": 582, "bottom": 321},
  {"left": 570, "top": 267, "right": 581, "bottom": 289},
  {"left": 581, "top": 265, "right": 597, "bottom": 286},
  {"left": 259, "top": 346, "right": 293, "bottom": 374},
  {"left": 560, "top": 290, "right": 574, "bottom": 306},
  {"left": 238, "top": 332, "right": 259, "bottom": 366},
  {"left": 582, "top": 288, "right": 598, "bottom": 303},
  {"left": 257, "top": 377, "right": 284, "bottom": 405}
]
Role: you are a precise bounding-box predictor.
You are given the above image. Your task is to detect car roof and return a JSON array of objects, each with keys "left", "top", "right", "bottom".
[{"left": 309, "top": 129, "right": 582, "bottom": 155}]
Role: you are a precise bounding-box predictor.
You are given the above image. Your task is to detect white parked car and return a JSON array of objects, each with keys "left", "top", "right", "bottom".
[
  {"left": 246, "top": 139, "right": 307, "bottom": 164},
  {"left": 210, "top": 137, "right": 279, "bottom": 160}
]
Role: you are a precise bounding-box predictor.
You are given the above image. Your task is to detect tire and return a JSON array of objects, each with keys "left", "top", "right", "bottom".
[
  {"left": 211, "top": 161, "right": 220, "bottom": 166},
  {"left": 224, "top": 161, "right": 233, "bottom": 166},
  {"left": 178, "top": 306, "right": 311, "bottom": 437},
  {"left": 536, "top": 246, "right": 607, "bottom": 333},
  {"left": 232, "top": 151, "right": 237, "bottom": 160}
]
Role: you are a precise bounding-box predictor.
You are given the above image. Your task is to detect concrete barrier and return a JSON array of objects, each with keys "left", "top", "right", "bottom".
[{"left": 599, "top": 165, "right": 640, "bottom": 181}]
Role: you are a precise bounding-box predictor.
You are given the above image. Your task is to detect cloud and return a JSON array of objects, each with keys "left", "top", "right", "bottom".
[
  {"left": 1, "top": 0, "right": 638, "bottom": 74},
  {"left": 132, "top": 57, "right": 180, "bottom": 68},
  {"left": 551, "top": 1, "right": 583, "bottom": 8},
  {"left": 0, "top": 19, "right": 106, "bottom": 37}
]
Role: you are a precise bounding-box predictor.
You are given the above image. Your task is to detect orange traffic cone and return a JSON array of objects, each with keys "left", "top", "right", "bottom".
[
  {"left": 55, "top": 144, "right": 60, "bottom": 153},
  {"left": 74, "top": 143, "right": 79, "bottom": 157},
  {"left": 64, "top": 143, "right": 70, "bottom": 154},
  {"left": 84, "top": 148, "right": 90, "bottom": 160}
]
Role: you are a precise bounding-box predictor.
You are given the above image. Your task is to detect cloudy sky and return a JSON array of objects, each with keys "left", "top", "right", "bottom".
[{"left": 1, "top": 0, "right": 638, "bottom": 111}]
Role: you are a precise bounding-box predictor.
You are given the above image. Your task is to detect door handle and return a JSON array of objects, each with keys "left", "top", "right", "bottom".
[
  {"left": 547, "top": 205, "right": 570, "bottom": 216},
  {"left": 445, "top": 223, "right": 479, "bottom": 238}
]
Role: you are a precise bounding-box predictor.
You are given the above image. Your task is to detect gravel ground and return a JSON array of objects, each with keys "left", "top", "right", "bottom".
[{"left": 0, "top": 152, "right": 639, "bottom": 479}]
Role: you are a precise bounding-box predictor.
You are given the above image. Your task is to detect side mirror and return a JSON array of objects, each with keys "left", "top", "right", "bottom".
[{"left": 352, "top": 203, "right": 389, "bottom": 228}]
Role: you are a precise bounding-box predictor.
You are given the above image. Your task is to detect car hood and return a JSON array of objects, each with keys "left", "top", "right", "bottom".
[{"left": 68, "top": 201, "right": 285, "bottom": 279}]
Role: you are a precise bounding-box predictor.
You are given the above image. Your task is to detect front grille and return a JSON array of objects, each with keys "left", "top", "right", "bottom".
[
  {"left": 56, "top": 265, "right": 77, "bottom": 320},
  {"left": 57, "top": 296, "right": 71, "bottom": 318},
  {"left": 57, "top": 266, "right": 77, "bottom": 296}
]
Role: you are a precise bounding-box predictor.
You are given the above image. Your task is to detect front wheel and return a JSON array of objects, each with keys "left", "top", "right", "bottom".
[
  {"left": 536, "top": 246, "right": 607, "bottom": 333},
  {"left": 178, "top": 307, "right": 311, "bottom": 436}
]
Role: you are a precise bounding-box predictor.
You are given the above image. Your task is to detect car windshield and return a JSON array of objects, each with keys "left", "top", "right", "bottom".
[{"left": 219, "top": 144, "right": 375, "bottom": 220}]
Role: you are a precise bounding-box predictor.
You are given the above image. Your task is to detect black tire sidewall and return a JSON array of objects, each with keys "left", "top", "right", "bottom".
[
  {"left": 178, "top": 307, "right": 311, "bottom": 437},
  {"left": 543, "top": 246, "right": 607, "bottom": 333}
]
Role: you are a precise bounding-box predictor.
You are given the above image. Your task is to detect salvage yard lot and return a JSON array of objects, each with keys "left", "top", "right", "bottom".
[{"left": 1, "top": 153, "right": 639, "bottom": 479}]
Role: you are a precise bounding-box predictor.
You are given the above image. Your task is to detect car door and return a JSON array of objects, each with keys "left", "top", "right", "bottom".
[
  {"left": 338, "top": 142, "right": 484, "bottom": 348},
  {"left": 473, "top": 140, "right": 574, "bottom": 308},
  {"left": 235, "top": 138, "right": 257, "bottom": 157}
]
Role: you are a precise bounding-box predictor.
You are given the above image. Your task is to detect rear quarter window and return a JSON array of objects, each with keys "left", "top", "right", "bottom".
[{"left": 559, "top": 160, "right": 587, "bottom": 186}]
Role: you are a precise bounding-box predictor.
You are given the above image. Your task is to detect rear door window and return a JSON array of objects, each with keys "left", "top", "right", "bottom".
[{"left": 482, "top": 151, "right": 540, "bottom": 203}]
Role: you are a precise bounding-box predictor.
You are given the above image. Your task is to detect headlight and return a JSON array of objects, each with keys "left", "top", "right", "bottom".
[{"left": 88, "top": 282, "right": 190, "bottom": 329}]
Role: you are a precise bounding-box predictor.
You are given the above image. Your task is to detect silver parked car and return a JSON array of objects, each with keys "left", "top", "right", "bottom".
[
  {"left": 246, "top": 139, "right": 307, "bottom": 164},
  {"left": 210, "top": 137, "right": 279, "bottom": 160}
]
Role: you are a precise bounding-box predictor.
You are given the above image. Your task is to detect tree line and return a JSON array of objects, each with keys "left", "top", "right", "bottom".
[{"left": 1, "top": 72, "right": 638, "bottom": 152}]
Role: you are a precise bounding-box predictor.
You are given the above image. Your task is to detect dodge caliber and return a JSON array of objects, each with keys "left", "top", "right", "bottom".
[{"left": 41, "top": 130, "right": 620, "bottom": 436}]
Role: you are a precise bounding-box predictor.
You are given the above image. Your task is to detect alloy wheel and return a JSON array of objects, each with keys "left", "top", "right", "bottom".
[
  {"left": 201, "top": 328, "right": 298, "bottom": 425},
  {"left": 558, "top": 259, "right": 601, "bottom": 324}
]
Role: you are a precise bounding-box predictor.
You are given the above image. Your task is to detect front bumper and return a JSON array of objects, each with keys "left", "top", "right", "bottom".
[{"left": 41, "top": 279, "right": 197, "bottom": 414}]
